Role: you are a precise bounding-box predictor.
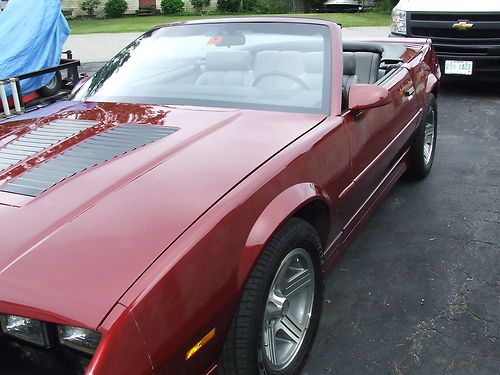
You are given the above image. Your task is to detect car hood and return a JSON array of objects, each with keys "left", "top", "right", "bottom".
[
  {"left": 395, "top": 0, "right": 499, "bottom": 12},
  {"left": 0, "top": 101, "right": 325, "bottom": 328}
]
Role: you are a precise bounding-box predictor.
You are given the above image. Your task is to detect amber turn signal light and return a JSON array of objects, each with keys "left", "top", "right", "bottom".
[{"left": 186, "top": 328, "right": 216, "bottom": 361}]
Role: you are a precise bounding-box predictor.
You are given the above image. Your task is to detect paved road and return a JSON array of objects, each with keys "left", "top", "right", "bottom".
[
  {"left": 65, "top": 26, "right": 391, "bottom": 63},
  {"left": 302, "top": 81, "right": 500, "bottom": 375}
]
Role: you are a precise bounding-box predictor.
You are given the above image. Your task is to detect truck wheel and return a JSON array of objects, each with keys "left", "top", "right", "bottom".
[
  {"left": 37, "top": 71, "right": 62, "bottom": 97},
  {"left": 408, "top": 93, "right": 437, "bottom": 179},
  {"left": 219, "top": 217, "right": 324, "bottom": 375}
]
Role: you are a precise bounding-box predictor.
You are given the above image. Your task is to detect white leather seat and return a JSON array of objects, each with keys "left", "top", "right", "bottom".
[
  {"left": 300, "top": 52, "right": 324, "bottom": 90},
  {"left": 196, "top": 50, "right": 253, "bottom": 86}
]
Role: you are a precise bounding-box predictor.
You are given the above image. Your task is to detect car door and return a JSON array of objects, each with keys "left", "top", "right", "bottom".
[{"left": 340, "top": 68, "right": 419, "bottom": 238}]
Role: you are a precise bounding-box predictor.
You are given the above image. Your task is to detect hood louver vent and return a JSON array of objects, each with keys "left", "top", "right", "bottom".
[
  {"left": 1, "top": 124, "right": 177, "bottom": 197},
  {"left": 0, "top": 119, "right": 98, "bottom": 172}
]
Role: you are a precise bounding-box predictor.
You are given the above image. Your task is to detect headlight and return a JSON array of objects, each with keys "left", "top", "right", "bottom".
[
  {"left": 391, "top": 9, "right": 407, "bottom": 35},
  {"left": 58, "top": 325, "right": 101, "bottom": 355},
  {"left": 0, "top": 314, "right": 50, "bottom": 347}
]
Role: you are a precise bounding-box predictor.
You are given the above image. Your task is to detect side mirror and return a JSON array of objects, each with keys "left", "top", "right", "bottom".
[{"left": 348, "top": 84, "right": 392, "bottom": 111}]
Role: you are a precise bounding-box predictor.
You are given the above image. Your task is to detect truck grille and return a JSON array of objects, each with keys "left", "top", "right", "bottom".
[
  {"left": 407, "top": 12, "right": 500, "bottom": 59},
  {"left": 411, "top": 27, "right": 500, "bottom": 41},
  {"left": 411, "top": 13, "right": 500, "bottom": 22}
]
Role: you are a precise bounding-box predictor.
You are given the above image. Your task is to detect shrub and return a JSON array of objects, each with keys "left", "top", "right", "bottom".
[
  {"left": 266, "top": 0, "right": 289, "bottom": 13},
  {"left": 191, "top": 0, "right": 210, "bottom": 14},
  {"left": 216, "top": 0, "right": 240, "bottom": 13},
  {"left": 241, "top": 0, "right": 272, "bottom": 13},
  {"left": 161, "top": 0, "right": 185, "bottom": 15},
  {"left": 79, "top": 0, "right": 101, "bottom": 17},
  {"left": 376, "top": 0, "right": 398, "bottom": 13},
  {"left": 104, "top": 0, "right": 128, "bottom": 17},
  {"left": 241, "top": 0, "right": 256, "bottom": 12}
]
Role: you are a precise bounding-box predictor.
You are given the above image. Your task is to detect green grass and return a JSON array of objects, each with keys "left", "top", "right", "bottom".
[{"left": 68, "top": 12, "right": 390, "bottom": 34}]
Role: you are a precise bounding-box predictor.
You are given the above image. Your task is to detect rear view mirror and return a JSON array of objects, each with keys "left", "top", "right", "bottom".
[
  {"left": 348, "top": 84, "right": 391, "bottom": 111},
  {"left": 216, "top": 33, "right": 246, "bottom": 47}
]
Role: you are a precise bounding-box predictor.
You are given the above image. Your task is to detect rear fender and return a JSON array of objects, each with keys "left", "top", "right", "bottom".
[{"left": 425, "top": 73, "right": 439, "bottom": 97}]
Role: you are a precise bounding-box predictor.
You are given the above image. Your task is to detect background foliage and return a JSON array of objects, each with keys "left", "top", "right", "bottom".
[
  {"left": 161, "top": 0, "right": 185, "bottom": 14},
  {"left": 191, "top": 0, "right": 211, "bottom": 14},
  {"left": 104, "top": 0, "right": 128, "bottom": 17},
  {"left": 376, "top": 0, "right": 398, "bottom": 13},
  {"left": 79, "top": 0, "right": 101, "bottom": 17}
]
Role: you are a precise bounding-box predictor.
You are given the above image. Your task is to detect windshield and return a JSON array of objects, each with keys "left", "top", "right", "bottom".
[{"left": 72, "top": 22, "right": 332, "bottom": 114}]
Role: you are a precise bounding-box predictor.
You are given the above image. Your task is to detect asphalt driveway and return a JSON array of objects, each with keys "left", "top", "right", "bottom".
[{"left": 302, "top": 81, "right": 500, "bottom": 375}]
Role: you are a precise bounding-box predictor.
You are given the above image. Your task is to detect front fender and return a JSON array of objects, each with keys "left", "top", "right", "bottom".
[
  {"left": 237, "top": 183, "right": 331, "bottom": 287},
  {"left": 90, "top": 304, "right": 153, "bottom": 375}
]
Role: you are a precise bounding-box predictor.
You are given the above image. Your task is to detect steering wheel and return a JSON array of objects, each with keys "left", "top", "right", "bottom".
[{"left": 252, "top": 70, "right": 310, "bottom": 90}]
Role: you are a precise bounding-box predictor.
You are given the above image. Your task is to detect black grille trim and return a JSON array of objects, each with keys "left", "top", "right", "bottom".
[
  {"left": 407, "top": 12, "right": 500, "bottom": 48},
  {"left": 0, "top": 124, "right": 177, "bottom": 197},
  {"left": 0, "top": 120, "right": 98, "bottom": 172},
  {"left": 410, "top": 12, "right": 500, "bottom": 22},
  {"left": 411, "top": 27, "right": 500, "bottom": 41}
]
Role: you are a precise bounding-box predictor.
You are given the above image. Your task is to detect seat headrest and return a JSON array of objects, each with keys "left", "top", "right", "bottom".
[
  {"left": 305, "top": 52, "right": 324, "bottom": 73},
  {"left": 343, "top": 52, "right": 356, "bottom": 75},
  {"left": 205, "top": 50, "right": 251, "bottom": 71}
]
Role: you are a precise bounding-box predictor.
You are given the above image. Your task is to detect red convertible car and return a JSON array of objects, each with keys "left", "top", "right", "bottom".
[{"left": 0, "top": 17, "right": 439, "bottom": 375}]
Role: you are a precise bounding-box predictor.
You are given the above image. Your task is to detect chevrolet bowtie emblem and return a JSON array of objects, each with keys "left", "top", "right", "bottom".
[{"left": 452, "top": 21, "right": 474, "bottom": 30}]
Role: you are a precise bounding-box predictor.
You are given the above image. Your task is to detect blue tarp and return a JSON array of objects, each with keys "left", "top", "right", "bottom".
[{"left": 0, "top": 0, "right": 70, "bottom": 95}]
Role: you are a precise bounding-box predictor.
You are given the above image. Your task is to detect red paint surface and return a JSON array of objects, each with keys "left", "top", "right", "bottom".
[{"left": 0, "top": 18, "right": 440, "bottom": 375}]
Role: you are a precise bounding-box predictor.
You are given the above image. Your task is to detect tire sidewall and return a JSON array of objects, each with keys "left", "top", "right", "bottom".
[
  {"left": 410, "top": 94, "right": 438, "bottom": 179},
  {"left": 256, "top": 221, "right": 324, "bottom": 375},
  {"left": 423, "top": 97, "right": 438, "bottom": 174}
]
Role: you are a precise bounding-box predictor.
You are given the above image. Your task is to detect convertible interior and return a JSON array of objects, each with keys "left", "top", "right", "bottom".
[{"left": 152, "top": 42, "right": 404, "bottom": 108}]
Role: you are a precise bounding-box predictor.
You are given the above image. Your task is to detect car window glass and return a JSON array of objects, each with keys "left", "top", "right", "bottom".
[{"left": 71, "top": 23, "right": 332, "bottom": 114}]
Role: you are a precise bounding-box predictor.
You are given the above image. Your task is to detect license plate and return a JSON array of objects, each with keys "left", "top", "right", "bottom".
[{"left": 444, "top": 60, "right": 473, "bottom": 75}]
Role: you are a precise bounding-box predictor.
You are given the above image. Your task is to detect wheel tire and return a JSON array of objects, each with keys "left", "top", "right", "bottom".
[
  {"left": 408, "top": 93, "right": 438, "bottom": 180},
  {"left": 219, "top": 217, "right": 324, "bottom": 375},
  {"left": 37, "top": 71, "right": 62, "bottom": 97}
]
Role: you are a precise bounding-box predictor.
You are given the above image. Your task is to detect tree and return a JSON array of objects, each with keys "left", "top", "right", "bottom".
[
  {"left": 191, "top": 0, "right": 210, "bottom": 14},
  {"left": 377, "top": 0, "right": 398, "bottom": 13},
  {"left": 79, "top": 0, "right": 101, "bottom": 17},
  {"left": 217, "top": 0, "right": 240, "bottom": 13}
]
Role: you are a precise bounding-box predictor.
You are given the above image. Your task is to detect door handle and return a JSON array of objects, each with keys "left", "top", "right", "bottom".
[{"left": 404, "top": 87, "right": 415, "bottom": 97}]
